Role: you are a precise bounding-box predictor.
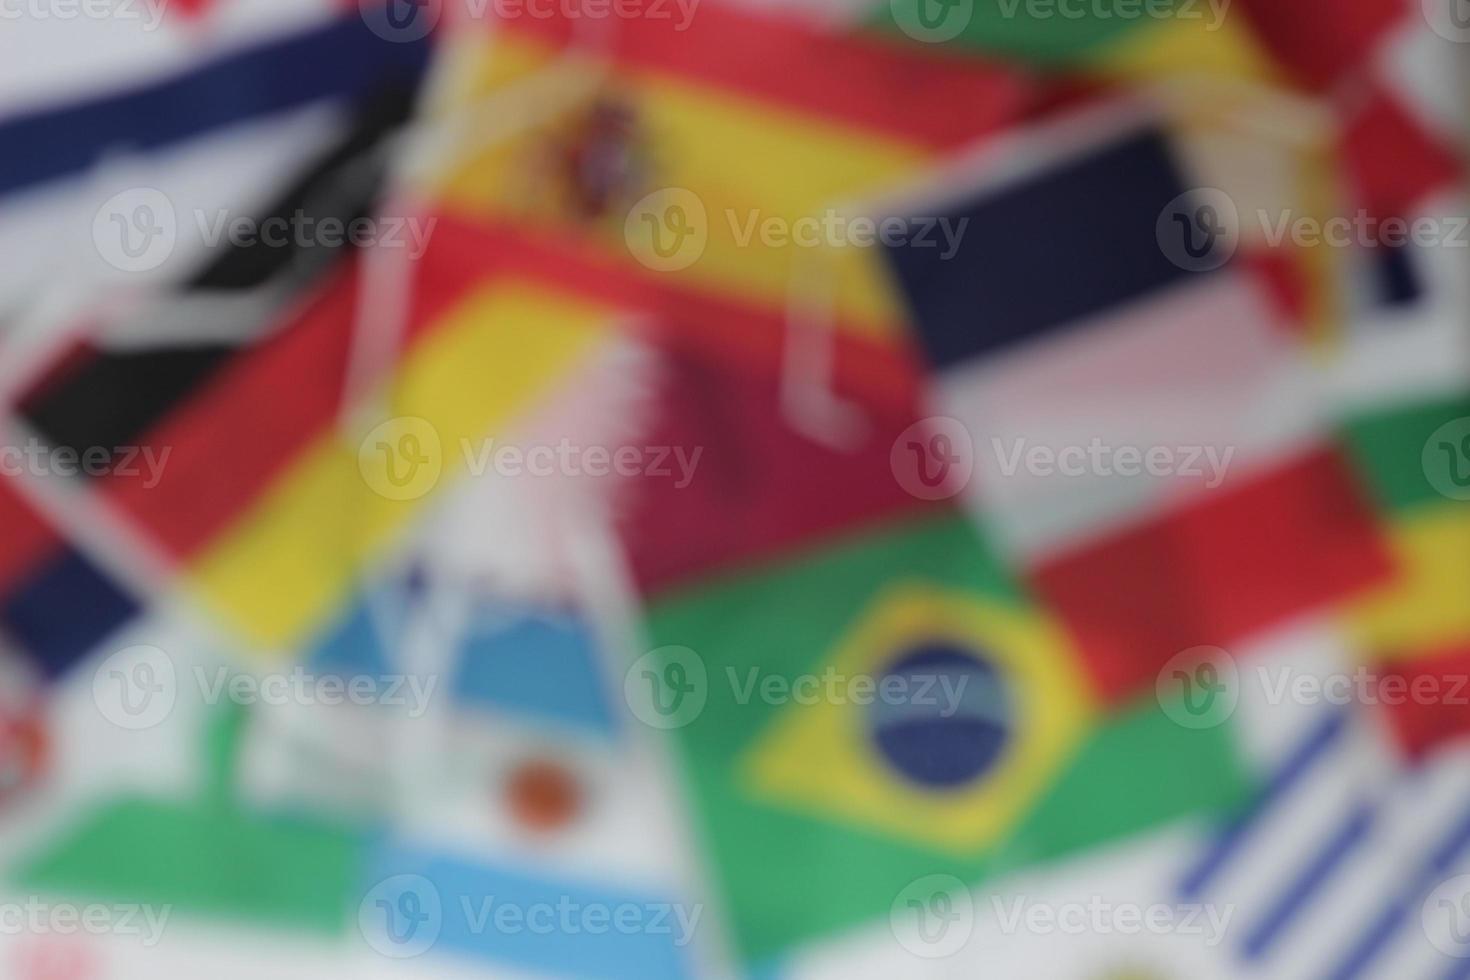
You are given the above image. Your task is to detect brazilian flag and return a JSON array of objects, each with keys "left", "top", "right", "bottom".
[
  {"left": 867, "top": 0, "right": 1278, "bottom": 88},
  {"left": 640, "top": 507, "right": 1250, "bottom": 960}
]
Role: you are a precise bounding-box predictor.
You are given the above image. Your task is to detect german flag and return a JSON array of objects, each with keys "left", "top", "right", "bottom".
[{"left": 91, "top": 248, "right": 620, "bottom": 653}]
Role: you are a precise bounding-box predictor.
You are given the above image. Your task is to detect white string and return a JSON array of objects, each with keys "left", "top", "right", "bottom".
[
  {"left": 779, "top": 227, "right": 871, "bottom": 452},
  {"left": 333, "top": 8, "right": 624, "bottom": 821},
  {"left": 773, "top": 70, "right": 1335, "bottom": 455},
  {"left": 337, "top": 13, "right": 618, "bottom": 435}
]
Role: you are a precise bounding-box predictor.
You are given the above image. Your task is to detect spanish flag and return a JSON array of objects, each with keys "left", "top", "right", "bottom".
[{"left": 429, "top": 2, "right": 1035, "bottom": 344}]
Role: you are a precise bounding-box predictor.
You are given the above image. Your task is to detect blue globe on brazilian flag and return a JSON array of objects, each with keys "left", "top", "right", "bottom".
[{"left": 746, "top": 583, "right": 1094, "bottom": 853}]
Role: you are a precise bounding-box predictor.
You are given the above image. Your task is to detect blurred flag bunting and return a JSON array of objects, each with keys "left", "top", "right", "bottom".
[
  {"left": 431, "top": 1, "right": 1035, "bottom": 343},
  {"left": 880, "top": 109, "right": 1390, "bottom": 702},
  {"left": 617, "top": 336, "right": 1249, "bottom": 962},
  {"left": 1345, "top": 393, "right": 1470, "bottom": 757}
]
